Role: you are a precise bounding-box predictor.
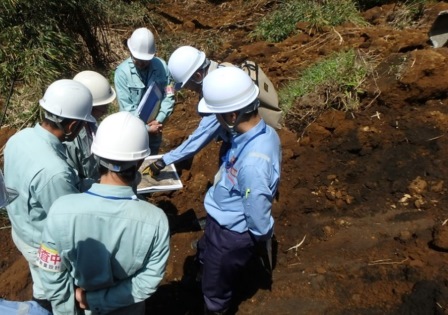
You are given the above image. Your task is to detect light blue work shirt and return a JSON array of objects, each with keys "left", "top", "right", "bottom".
[
  {"left": 162, "top": 114, "right": 228, "bottom": 165},
  {"left": 38, "top": 183, "right": 170, "bottom": 315},
  {"left": 0, "top": 299, "right": 51, "bottom": 315},
  {"left": 114, "top": 57, "right": 175, "bottom": 123},
  {"left": 204, "top": 119, "right": 281, "bottom": 240},
  {"left": 65, "top": 123, "right": 100, "bottom": 181},
  {"left": 161, "top": 61, "right": 228, "bottom": 165},
  {"left": 3, "top": 124, "right": 81, "bottom": 249}
]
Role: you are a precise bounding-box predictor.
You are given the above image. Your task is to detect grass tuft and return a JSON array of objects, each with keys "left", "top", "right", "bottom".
[
  {"left": 252, "top": 0, "right": 368, "bottom": 42},
  {"left": 281, "top": 49, "right": 378, "bottom": 131}
]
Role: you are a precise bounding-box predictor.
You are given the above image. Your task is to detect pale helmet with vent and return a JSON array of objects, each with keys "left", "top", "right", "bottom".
[
  {"left": 198, "top": 67, "right": 260, "bottom": 114},
  {"left": 168, "top": 46, "right": 206, "bottom": 88},
  {"left": 73, "top": 71, "right": 116, "bottom": 106},
  {"left": 39, "top": 79, "right": 95, "bottom": 123}
]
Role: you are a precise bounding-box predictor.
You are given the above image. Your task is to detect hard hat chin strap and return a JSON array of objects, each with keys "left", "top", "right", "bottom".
[
  {"left": 231, "top": 99, "right": 260, "bottom": 132},
  {"left": 44, "top": 111, "right": 73, "bottom": 141},
  {"left": 219, "top": 100, "right": 260, "bottom": 134},
  {"left": 99, "top": 159, "right": 138, "bottom": 172},
  {"left": 190, "top": 58, "right": 210, "bottom": 85}
]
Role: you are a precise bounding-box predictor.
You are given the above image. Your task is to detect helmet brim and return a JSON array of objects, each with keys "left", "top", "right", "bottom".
[
  {"left": 93, "top": 88, "right": 117, "bottom": 106},
  {"left": 198, "top": 97, "right": 214, "bottom": 114},
  {"left": 84, "top": 113, "right": 97, "bottom": 123},
  {"left": 197, "top": 85, "right": 259, "bottom": 114}
]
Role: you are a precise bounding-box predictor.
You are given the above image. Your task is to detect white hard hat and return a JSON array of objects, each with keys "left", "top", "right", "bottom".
[
  {"left": 91, "top": 111, "right": 150, "bottom": 163},
  {"left": 168, "top": 46, "right": 206, "bottom": 88},
  {"left": 198, "top": 67, "right": 259, "bottom": 114},
  {"left": 39, "top": 79, "right": 96, "bottom": 123},
  {"left": 73, "top": 71, "right": 116, "bottom": 106},
  {"left": 127, "top": 28, "right": 156, "bottom": 61}
]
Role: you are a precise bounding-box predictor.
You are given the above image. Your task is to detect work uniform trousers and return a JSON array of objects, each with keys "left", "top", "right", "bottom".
[
  {"left": 148, "top": 133, "right": 162, "bottom": 155},
  {"left": 197, "top": 216, "right": 255, "bottom": 312},
  {"left": 11, "top": 229, "right": 46, "bottom": 300}
]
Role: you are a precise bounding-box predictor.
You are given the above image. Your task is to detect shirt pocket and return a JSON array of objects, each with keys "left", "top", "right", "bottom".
[
  {"left": 129, "top": 87, "right": 144, "bottom": 104},
  {"left": 224, "top": 168, "right": 241, "bottom": 196}
]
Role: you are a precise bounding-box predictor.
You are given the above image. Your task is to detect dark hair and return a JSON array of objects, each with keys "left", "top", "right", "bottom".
[
  {"left": 240, "top": 108, "right": 258, "bottom": 122},
  {"left": 98, "top": 164, "right": 138, "bottom": 184}
]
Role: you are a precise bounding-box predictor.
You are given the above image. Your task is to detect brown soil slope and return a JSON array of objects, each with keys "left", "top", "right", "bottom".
[{"left": 2, "top": 1, "right": 448, "bottom": 314}]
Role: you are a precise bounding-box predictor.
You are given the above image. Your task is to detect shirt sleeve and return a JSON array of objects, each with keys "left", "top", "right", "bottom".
[
  {"left": 38, "top": 215, "right": 77, "bottom": 315},
  {"left": 155, "top": 63, "right": 175, "bottom": 123},
  {"left": 34, "top": 172, "right": 80, "bottom": 215},
  {"left": 239, "top": 162, "right": 274, "bottom": 240},
  {"left": 114, "top": 67, "right": 138, "bottom": 115},
  {"left": 162, "top": 114, "right": 222, "bottom": 165},
  {"left": 85, "top": 220, "right": 170, "bottom": 313}
]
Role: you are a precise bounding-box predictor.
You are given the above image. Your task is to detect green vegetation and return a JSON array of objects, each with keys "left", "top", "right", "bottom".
[
  {"left": 252, "top": 0, "right": 368, "bottom": 42},
  {"left": 0, "top": 0, "right": 155, "bottom": 128},
  {"left": 280, "top": 49, "right": 375, "bottom": 118},
  {"left": 385, "top": 0, "right": 426, "bottom": 29}
]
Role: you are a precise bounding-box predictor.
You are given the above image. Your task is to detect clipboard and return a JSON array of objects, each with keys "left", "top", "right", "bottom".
[
  {"left": 137, "top": 155, "right": 183, "bottom": 193},
  {"left": 137, "top": 82, "right": 162, "bottom": 123}
]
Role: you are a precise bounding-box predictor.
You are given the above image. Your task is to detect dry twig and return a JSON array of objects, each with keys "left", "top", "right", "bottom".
[
  {"left": 368, "top": 258, "right": 408, "bottom": 266},
  {"left": 332, "top": 27, "right": 343, "bottom": 45},
  {"left": 287, "top": 235, "right": 307, "bottom": 252}
]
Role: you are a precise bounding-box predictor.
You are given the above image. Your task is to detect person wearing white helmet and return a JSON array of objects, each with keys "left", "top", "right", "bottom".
[
  {"left": 194, "top": 67, "right": 281, "bottom": 315},
  {"left": 67, "top": 70, "right": 117, "bottom": 181},
  {"left": 3, "top": 79, "right": 96, "bottom": 313},
  {"left": 37, "top": 112, "right": 170, "bottom": 315},
  {"left": 146, "top": 45, "right": 281, "bottom": 177},
  {"left": 0, "top": 172, "right": 51, "bottom": 315},
  {"left": 144, "top": 45, "right": 225, "bottom": 177},
  {"left": 114, "top": 27, "right": 175, "bottom": 154}
]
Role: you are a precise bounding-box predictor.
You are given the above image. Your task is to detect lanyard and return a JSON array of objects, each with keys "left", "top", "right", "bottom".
[
  {"left": 85, "top": 190, "right": 137, "bottom": 201},
  {"left": 225, "top": 126, "right": 266, "bottom": 170}
]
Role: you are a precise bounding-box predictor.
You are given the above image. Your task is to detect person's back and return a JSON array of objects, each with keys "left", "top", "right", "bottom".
[
  {"left": 4, "top": 126, "right": 80, "bottom": 246},
  {"left": 38, "top": 112, "right": 170, "bottom": 315},
  {"left": 3, "top": 79, "right": 95, "bottom": 312},
  {"left": 41, "top": 183, "right": 169, "bottom": 312}
]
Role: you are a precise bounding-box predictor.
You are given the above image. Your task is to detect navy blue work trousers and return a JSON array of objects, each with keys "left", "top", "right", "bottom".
[{"left": 197, "top": 216, "right": 255, "bottom": 312}]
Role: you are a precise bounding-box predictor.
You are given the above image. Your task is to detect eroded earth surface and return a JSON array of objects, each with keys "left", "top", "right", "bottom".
[{"left": 2, "top": 1, "right": 448, "bottom": 314}]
